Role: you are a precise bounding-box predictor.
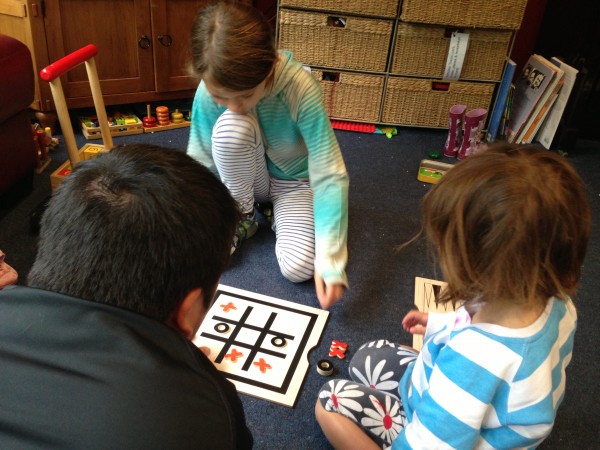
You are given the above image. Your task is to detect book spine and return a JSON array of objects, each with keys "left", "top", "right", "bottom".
[{"left": 487, "top": 60, "right": 517, "bottom": 142}]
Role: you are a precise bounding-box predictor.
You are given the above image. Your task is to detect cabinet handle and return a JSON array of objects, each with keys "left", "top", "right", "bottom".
[
  {"left": 157, "top": 35, "right": 173, "bottom": 47},
  {"left": 138, "top": 35, "right": 152, "bottom": 49}
]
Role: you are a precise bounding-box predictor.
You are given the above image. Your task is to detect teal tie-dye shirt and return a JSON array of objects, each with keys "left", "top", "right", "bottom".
[{"left": 187, "top": 51, "right": 349, "bottom": 286}]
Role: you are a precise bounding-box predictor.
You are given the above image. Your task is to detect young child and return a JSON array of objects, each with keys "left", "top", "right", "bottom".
[
  {"left": 315, "top": 144, "right": 591, "bottom": 449},
  {"left": 187, "top": 1, "right": 349, "bottom": 309}
]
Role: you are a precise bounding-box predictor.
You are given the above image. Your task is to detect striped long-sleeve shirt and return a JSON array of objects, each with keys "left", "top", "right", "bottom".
[
  {"left": 187, "top": 51, "right": 349, "bottom": 286},
  {"left": 395, "top": 297, "right": 577, "bottom": 449}
]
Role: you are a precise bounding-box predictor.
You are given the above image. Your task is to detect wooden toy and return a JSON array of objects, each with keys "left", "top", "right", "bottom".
[
  {"left": 316, "top": 359, "right": 334, "bottom": 376},
  {"left": 143, "top": 104, "right": 157, "bottom": 127},
  {"left": 142, "top": 107, "right": 191, "bottom": 133},
  {"left": 39, "top": 44, "right": 113, "bottom": 190},
  {"left": 413, "top": 277, "right": 459, "bottom": 351},
  {"left": 155, "top": 105, "right": 170, "bottom": 126},
  {"left": 417, "top": 159, "right": 454, "bottom": 184},
  {"left": 171, "top": 109, "right": 184, "bottom": 124},
  {"left": 328, "top": 340, "right": 348, "bottom": 359},
  {"left": 79, "top": 112, "right": 143, "bottom": 140},
  {"left": 33, "top": 127, "right": 51, "bottom": 173},
  {"left": 193, "top": 284, "right": 329, "bottom": 407}
]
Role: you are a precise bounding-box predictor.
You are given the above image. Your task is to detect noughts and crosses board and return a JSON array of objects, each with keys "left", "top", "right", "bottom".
[{"left": 193, "top": 285, "right": 329, "bottom": 407}]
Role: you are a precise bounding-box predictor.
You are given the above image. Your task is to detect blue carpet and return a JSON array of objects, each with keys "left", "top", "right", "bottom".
[{"left": 1, "top": 118, "right": 598, "bottom": 449}]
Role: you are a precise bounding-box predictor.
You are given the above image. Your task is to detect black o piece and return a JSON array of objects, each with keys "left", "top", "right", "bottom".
[
  {"left": 214, "top": 323, "right": 230, "bottom": 333},
  {"left": 271, "top": 336, "right": 287, "bottom": 348},
  {"left": 317, "top": 359, "right": 334, "bottom": 376}
]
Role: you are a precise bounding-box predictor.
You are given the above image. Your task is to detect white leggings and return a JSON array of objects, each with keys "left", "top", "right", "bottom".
[{"left": 212, "top": 110, "right": 315, "bottom": 283}]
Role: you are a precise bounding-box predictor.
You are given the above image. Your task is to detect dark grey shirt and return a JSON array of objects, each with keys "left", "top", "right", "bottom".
[{"left": 0, "top": 286, "right": 253, "bottom": 449}]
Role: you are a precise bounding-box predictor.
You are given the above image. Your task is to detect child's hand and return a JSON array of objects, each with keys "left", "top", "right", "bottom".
[
  {"left": 314, "top": 272, "right": 345, "bottom": 309},
  {"left": 402, "top": 310, "right": 428, "bottom": 335}
]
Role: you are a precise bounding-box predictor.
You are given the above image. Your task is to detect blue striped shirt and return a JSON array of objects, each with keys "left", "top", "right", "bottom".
[
  {"left": 188, "top": 51, "right": 349, "bottom": 286},
  {"left": 395, "top": 298, "right": 577, "bottom": 449}
]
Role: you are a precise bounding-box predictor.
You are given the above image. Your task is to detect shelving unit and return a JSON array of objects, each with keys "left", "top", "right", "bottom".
[{"left": 277, "top": 0, "right": 528, "bottom": 128}]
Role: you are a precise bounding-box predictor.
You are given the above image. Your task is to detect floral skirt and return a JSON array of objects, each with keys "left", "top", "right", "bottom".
[{"left": 317, "top": 340, "right": 419, "bottom": 449}]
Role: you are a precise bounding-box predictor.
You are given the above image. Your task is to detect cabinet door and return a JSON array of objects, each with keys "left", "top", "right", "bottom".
[
  {"left": 43, "top": 0, "right": 154, "bottom": 102},
  {"left": 151, "top": 0, "right": 211, "bottom": 92}
]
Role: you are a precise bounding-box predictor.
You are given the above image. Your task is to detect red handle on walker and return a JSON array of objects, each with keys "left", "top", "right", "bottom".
[{"left": 39, "top": 44, "right": 98, "bottom": 82}]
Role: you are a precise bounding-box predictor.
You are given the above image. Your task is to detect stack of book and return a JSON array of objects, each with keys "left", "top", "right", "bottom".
[{"left": 501, "top": 54, "right": 578, "bottom": 148}]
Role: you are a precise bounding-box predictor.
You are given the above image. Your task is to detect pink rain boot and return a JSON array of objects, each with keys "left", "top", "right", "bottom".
[
  {"left": 443, "top": 104, "right": 466, "bottom": 158},
  {"left": 457, "top": 108, "right": 487, "bottom": 160}
]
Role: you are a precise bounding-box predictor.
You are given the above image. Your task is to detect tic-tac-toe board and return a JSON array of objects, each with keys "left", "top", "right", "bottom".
[{"left": 193, "top": 285, "right": 329, "bottom": 407}]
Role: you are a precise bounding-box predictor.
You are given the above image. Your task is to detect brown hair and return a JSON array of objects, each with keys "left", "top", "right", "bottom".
[
  {"left": 190, "top": 1, "right": 277, "bottom": 91},
  {"left": 423, "top": 144, "right": 591, "bottom": 308}
]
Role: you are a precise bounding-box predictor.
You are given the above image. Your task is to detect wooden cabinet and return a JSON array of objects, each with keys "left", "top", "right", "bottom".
[{"left": 1, "top": 0, "right": 245, "bottom": 111}]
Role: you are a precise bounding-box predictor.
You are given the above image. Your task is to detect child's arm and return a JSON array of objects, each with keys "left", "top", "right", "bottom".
[{"left": 294, "top": 70, "right": 349, "bottom": 299}]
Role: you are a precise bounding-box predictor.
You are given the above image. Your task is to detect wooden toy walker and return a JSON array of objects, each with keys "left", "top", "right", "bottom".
[{"left": 40, "top": 44, "right": 114, "bottom": 190}]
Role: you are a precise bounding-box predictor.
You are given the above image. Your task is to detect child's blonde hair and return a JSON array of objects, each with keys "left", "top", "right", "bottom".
[
  {"left": 190, "top": 1, "right": 277, "bottom": 91},
  {"left": 424, "top": 144, "right": 591, "bottom": 308}
]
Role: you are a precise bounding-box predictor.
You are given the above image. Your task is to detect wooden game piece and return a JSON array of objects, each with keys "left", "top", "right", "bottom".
[
  {"left": 225, "top": 349, "right": 244, "bottom": 362},
  {"left": 215, "top": 323, "right": 230, "bottom": 333},
  {"left": 142, "top": 104, "right": 156, "bottom": 127},
  {"left": 221, "top": 302, "right": 236, "bottom": 312},
  {"left": 316, "top": 359, "right": 334, "bottom": 376},
  {"left": 328, "top": 340, "right": 348, "bottom": 359},
  {"left": 171, "top": 109, "right": 184, "bottom": 124},
  {"left": 156, "top": 105, "right": 170, "bottom": 126},
  {"left": 271, "top": 336, "right": 287, "bottom": 348},
  {"left": 253, "top": 358, "right": 272, "bottom": 373}
]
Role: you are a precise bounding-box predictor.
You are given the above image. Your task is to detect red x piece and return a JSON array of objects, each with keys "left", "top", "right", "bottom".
[
  {"left": 328, "top": 347, "right": 346, "bottom": 359},
  {"left": 329, "top": 340, "right": 348, "bottom": 359},
  {"left": 253, "top": 358, "right": 272, "bottom": 373},
  {"left": 331, "top": 340, "right": 348, "bottom": 350},
  {"left": 220, "top": 302, "right": 237, "bottom": 312},
  {"left": 225, "top": 348, "right": 244, "bottom": 362}
]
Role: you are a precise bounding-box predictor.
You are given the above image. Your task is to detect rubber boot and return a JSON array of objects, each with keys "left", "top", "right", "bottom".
[
  {"left": 457, "top": 108, "right": 487, "bottom": 160},
  {"left": 443, "top": 104, "right": 466, "bottom": 157}
]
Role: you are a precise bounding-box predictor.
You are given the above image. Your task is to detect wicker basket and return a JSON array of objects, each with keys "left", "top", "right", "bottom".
[
  {"left": 312, "top": 69, "right": 384, "bottom": 122},
  {"left": 382, "top": 77, "right": 495, "bottom": 127},
  {"left": 279, "top": 0, "right": 399, "bottom": 18},
  {"left": 391, "top": 23, "right": 512, "bottom": 81},
  {"left": 278, "top": 8, "right": 393, "bottom": 72},
  {"left": 400, "top": 0, "right": 528, "bottom": 30}
]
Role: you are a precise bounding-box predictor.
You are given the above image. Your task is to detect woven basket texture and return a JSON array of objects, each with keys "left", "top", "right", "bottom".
[
  {"left": 382, "top": 77, "right": 494, "bottom": 127},
  {"left": 400, "top": 0, "right": 527, "bottom": 29},
  {"left": 279, "top": 9, "right": 393, "bottom": 72},
  {"left": 279, "top": 0, "right": 399, "bottom": 17},
  {"left": 391, "top": 23, "right": 511, "bottom": 81},
  {"left": 313, "top": 69, "right": 384, "bottom": 122}
]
